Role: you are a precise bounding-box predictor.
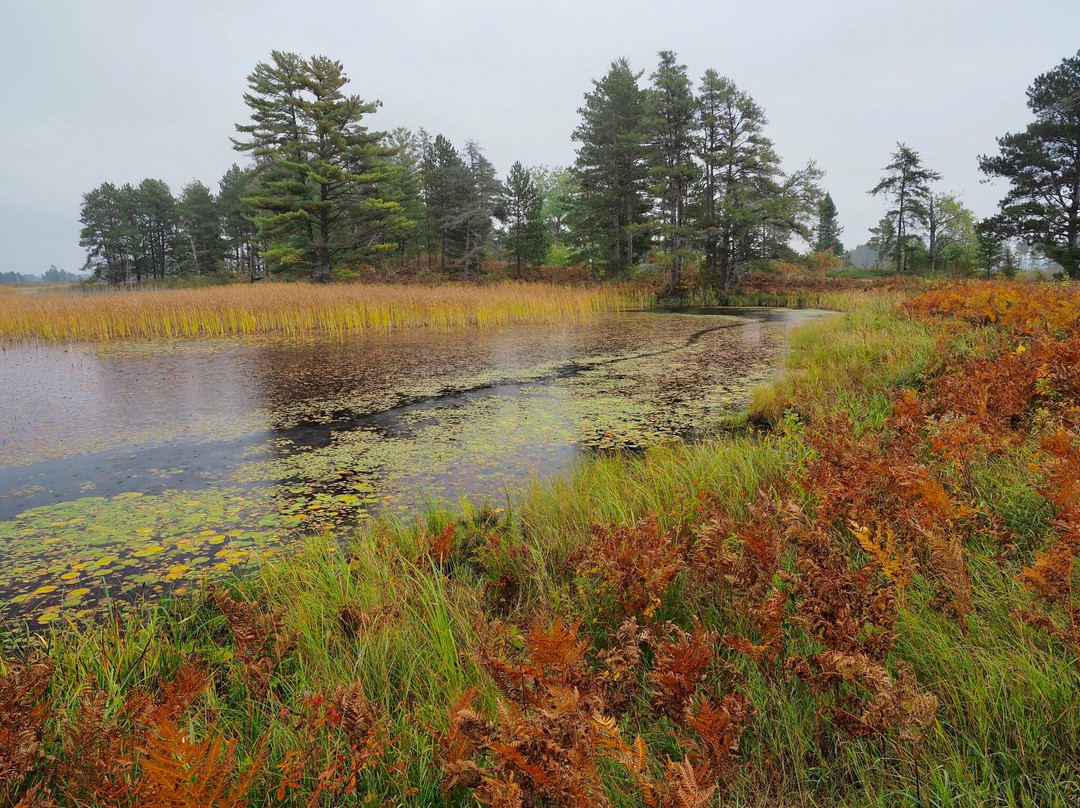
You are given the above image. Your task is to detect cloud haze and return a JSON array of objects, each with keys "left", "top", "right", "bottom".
[{"left": 1, "top": 0, "right": 1078, "bottom": 273}]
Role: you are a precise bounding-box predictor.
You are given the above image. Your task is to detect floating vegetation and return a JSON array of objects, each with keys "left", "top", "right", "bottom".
[
  {"left": 0, "top": 309, "right": 823, "bottom": 620},
  {"left": 0, "top": 280, "right": 644, "bottom": 343},
  {"left": 0, "top": 488, "right": 294, "bottom": 621}
]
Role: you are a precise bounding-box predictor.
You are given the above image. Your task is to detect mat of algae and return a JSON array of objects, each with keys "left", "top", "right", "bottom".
[{"left": 0, "top": 308, "right": 827, "bottom": 622}]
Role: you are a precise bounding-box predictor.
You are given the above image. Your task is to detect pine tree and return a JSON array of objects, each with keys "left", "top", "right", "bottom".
[
  {"left": 383, "top": 128, "right": 425, "bottom": 270},
  {"left": 502, "top": 161, "right": 549, "bottom": 277},
  {"left": 218, "top": 165, "right": 262, "bottom": 280},
  {"left": 976, "top": 223, "right": 1006, "bottom": 279},
  {"left": 813, "top": 193, "right": 844, "bottom": 255},
  {"left": 979, "top": 50, "right": 1080, "bottom": 277},
  {"left": 647, "top": 51, "right": 698, "bottom": 296},
  {"left": 867, "top": 215, "right": 896, "bottom": 269},
  {"left": 868, "top": 143, "right": 941, "bottom": 273},
  {"left": 132, "top": 179, "right": 177, "bottom": 281},
  {"left": 79, "top": 182, "right": 138, "bottom": 284},
  {"left": 570, "top": 58, "right": 650, "bottom": 275},
  {"left": 695, "top": 70, "right": 786, "bottom": 289},
  {"left": 176, "top": 181, "right": 224, "bottom": 276},
  {"left": 425, "top": 134, "right": 471, "bottom": 274},
  {"left": 233, "top": 51, "right": 405, "bottom": 281},
  {"left": 461, "top": 141, "right": 504, "bottom": 278}
]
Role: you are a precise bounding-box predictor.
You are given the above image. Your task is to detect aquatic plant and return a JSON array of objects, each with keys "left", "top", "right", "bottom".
[{"left": 0, "top": 281, "right": 644, "bottom": 343}]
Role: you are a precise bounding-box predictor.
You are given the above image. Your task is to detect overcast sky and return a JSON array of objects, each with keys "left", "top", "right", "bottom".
[{"left": 1, "top": 0, "right": 1078, "bottom": 274}]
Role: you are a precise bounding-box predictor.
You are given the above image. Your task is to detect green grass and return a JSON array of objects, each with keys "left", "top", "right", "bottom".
[{"left": 748, "top": 293, "right": 938, "bottom": 429}]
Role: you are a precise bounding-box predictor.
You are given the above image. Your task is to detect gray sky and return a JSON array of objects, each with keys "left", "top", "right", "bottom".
[{"left": 2, "top": 0, "right": 1078, "bottom": 274}]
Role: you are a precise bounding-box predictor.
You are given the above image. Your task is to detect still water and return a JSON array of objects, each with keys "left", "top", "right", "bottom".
[{"left": 0, "top": 308, "right": 825, "bottom": 621}]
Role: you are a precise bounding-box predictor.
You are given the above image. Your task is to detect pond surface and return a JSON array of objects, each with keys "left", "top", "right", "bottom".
[{"left": 0, "top": 308, "right": 826, "bottom": 622}]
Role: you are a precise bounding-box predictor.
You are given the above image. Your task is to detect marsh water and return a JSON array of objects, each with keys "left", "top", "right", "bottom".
[{"left": 0, "top": 308, "right": 825, "bottom": 621}]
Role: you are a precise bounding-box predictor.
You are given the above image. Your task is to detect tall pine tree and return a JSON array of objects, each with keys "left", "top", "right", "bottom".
[
  {"left": 868, "top": 143, "right": 940, "bottom": 274},
  {"left": 502, "top": 161, "right": 549, "bottom": 277},
  {"left": 424, "top": 134, "right": 471, "bottom": 274},
  {"left": 176, "top": 181, "right": 224, "bottom": 276},
  {"left": 460, "top": 141, "right": 504, "bottom": 278},
  {"left": 979, "top": 50, "right": 1080, "bottom": 277},
  {"left": 647, "top": 51, "right": 698, "bottom": 296},
  {"left": 218, "top": 165, "right": 262, "bottom": 280},
  {"left": 570, "top": 59, "right": 650, "bottom": 275},
  {"left": 695, "top": 71, "right": 783, "bottom": 289},
  {"left": 233, "top": 51, "right": 405, "bottom": 281}
]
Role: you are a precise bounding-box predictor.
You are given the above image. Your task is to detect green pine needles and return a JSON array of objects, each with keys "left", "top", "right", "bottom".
[{"left": 233, "top": 51, "right": 410, "bottom": 282}]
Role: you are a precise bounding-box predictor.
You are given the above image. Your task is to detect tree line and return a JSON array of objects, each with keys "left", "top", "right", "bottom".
[
  {"left": 78, "top": 50, "right": 825, "bottom": 290},
  {"left": 78, "top": 170, "right": 259, "bottom": 285},
  {"left": 0, "top": 266, "right": 83, "bottom": 286},
  {"left": 79, "top": 48, "right": 1080, "bottom": 285}
]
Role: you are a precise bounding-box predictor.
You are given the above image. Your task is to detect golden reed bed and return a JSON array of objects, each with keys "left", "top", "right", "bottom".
[{"left": 0, "top": 282, "right": 644, "bottom": 342}]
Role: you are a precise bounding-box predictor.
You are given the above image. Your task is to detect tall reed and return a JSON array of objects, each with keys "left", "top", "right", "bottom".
[{"left": 0, "top": 281, "right": 646, "bottom": 343}]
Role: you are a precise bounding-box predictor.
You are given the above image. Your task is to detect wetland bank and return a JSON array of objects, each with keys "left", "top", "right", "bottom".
[{"left": 0, "top": 305, "right": 824, "bottom": 622}]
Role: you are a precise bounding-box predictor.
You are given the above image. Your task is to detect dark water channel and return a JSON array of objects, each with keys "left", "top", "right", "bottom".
[{"left": 0, "top": 308, "right": 826, "bottom": 621}]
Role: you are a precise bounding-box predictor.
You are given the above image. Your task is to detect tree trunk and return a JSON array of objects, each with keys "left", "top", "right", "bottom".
[{"left": 188, "top": 235, "right": 200, "bottom": 276}]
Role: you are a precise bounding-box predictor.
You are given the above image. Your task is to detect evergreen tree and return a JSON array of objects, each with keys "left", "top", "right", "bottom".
[
  {"left": 979, "top": 50, "right": 1080, "bottom": 277},
  {"left": 232, "top": 51, "right": 308, "bottom": 277},
  {"left": 218, "top": 164, "right": 262, "bottom": 280},
  {"left": 416, "top": 129, "right": 438, "bottom": 271},
  {"left": 501, "top": 161, "right": 549, "bottom": 277},
  {"left": 132, "top": 179, "right": 177, "bottom": 281},
  {"left": 233, "top": 51, "right": 405, "bottom": 281},
  {"left": 383, "top": 128, "right": 425, "bottom": 270},
  {"left": 762, "top": 161, "right": 823, "bottom": 258},
  {"left": 647, "top": 51, "right": 698, "bottom": 296},
  {"left": 79, "top": 182, "right": 137, "bottom": 284},
  {"left": 176, "top": 181, "right": 224, "bottom": 276},
  {"left": 460, "top": 141, "right": 504, "bottom": 278},
  {"left": 425, "top": 134, "right": 471, "bottom": 274},
  {"left": 570, "top": 58, "right": 650, "bottom": 274},
  {"left": 695, "top": 70, "right": 795, "bottom": 289},
  {"left": 867, "top": 215, "right": 896, "bottom": 269},
  {"left": 813, "top": 192, "right": 844, "bottom": 255},
  {"left": 976, "top": 222, "right": 1006, "bottom": 279},
  {"left": 868, "top": 143, "right": 941, "bottom": 273}
]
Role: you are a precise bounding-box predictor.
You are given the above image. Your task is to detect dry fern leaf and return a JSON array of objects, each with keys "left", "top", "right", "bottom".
[{"left": 136, "top": 719, "right": 262, "bottom": 808}]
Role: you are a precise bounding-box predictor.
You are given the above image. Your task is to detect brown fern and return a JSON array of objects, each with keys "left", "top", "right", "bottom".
[
  {"left": 525, "top": 618, "right": 588, "bottom": 684},
  {"left": 581, "top": 515, "right": 687, "bottom": 620},
  {"left": 725, "top": 587, "right": 788, "bottom": 665},
  {"left": 596, "top": 616, "right": 648, "bottom": 715},
  {"left": 135, "top": 719, "right": 263, "bottom": 808},
  {"left": 0, "top": 656, "right": 53, "bottom": 804},
  {"left": 210, "top": 586, "right": 296, "bottom": 702},
  {"left": 425, "top": 522, "right": 457, "bottom": 569},
  {"left": 663, "top": 758, "right": 716, "bottom": 808},
  {"left": 54, "top": 691, "right": 139, "bottom": 806},
  {"left": 434, "top": 689, "right": 488, "bottom": 794},
  {"left": 648, "top": 622, "right": 717, "bottom": 722},
  {"left": 685, "top": 693, "right": 752, "bottom": 780}
]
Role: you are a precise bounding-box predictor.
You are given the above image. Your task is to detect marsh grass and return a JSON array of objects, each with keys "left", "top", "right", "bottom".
[
  {"left": 748, "top": 293, "right": 938, "bottom": 429},
  {"left": 0, "top": 281, "right": 644, "bottom": 343},
  {"left": 6, "top": 283, "right": 1080, "bottom": 807}
]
